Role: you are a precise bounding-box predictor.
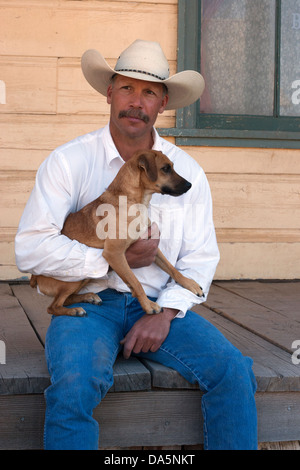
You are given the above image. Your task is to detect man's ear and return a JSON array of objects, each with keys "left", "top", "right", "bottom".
[
  {"left": 159, "top": 94, "right": 169, "bottom": 114},
  {"left": 138, "top": 152, "right": 157, "bottom": 182},
  {"left": 107, "top": 84, "right": 113, "bottom": 104}
]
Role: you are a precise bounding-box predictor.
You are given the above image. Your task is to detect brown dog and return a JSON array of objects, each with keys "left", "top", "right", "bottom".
[{"left": 30, "top": 149, "right": 204, "bottom": 316}]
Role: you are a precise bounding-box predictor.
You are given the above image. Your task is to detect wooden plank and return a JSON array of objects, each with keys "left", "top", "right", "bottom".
[
  {"left": 11, "top": 284, "right": 51, "bottom": 345},
  {"left": 96, "top": 390, "right": 203, "bottom": 448},
  {"left": 208, "top": 173, "right": 300, "bottom": 230},
  {"left": 216, "top": 228, "right": 300, "bottom": 243},
  {"left": 204, "top": 284, "right": 300, "bottom": 353},
  {"left": 256, "top": 392, "right": 300, "bottom": 443},
  {"left": 0, "top": 265, "right": 24, "bottom": 282},
  {"left": 1, "top": 390, "right": 300, "bottom": 449},
  {"left": 11, "top": 284, "right": 151, "bottom": 392},
  {"left": 0, "top": 284, "right": 49, "bottom": 395},
  {"left": 258, "top": 441, "right": 300, "bottom": 450},
  {"left": 215, "top": 281, "right": 300, "bottom": 321},
  {"left": 0, "top": 170, "right": 35, "bottom": 227},
  {"left": 0, "top": 262, "right": 28, "bottom": 281},
  {"left": 182, "top": 146, "right": 300, "bottom": 176},
  {"left": 0, "top": 149, "right": 49, "bottom": 171},
  {"left": 0, "top": 56, "right": 57, "bottom": 114},
  {"left": 110, "top": 357, "right": 151, "bottom": 393},
  {"left": 0, "top": 394, "right": 45, "bottom": 449},
  {"left": 215, "top": 242, "right": 300, "bottom": 280},
  {"left": 0, "top": 1, "right": 177, "bottom": 59},
  {"left": 141, "top": 359, "right": 198, "bottom": 390}
]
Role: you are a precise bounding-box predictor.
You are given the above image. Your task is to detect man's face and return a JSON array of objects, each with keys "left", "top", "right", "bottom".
[{"left": 107, "top": 75, "right": 169, "bottom": 141}]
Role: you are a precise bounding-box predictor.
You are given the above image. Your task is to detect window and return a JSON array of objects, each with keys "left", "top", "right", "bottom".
[{"left": 159, "top": 0, "right": 300, "bottom": 148}]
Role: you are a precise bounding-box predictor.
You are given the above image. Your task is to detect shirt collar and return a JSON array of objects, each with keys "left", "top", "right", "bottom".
[
  {"left": 151, "top": 127, "right": 163, "bottom": 152},
  {"left": 103, "top": 124, "right": 163, "bottom": 167},
  {"left": 102, "top": 124, "right": 123, "bottom": 167}
]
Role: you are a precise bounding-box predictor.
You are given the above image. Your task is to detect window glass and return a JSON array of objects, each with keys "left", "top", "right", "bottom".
[
  {"left": 200, "top": 0, "right": 276, "bottom": 116},
  {"left": 280, "top": 0, "right": 300, "bottom": 116}
]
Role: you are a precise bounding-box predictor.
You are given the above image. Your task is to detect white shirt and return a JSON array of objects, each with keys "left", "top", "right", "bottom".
[{"left": 15, "top": 124, "right": 220, "bottom": 317}]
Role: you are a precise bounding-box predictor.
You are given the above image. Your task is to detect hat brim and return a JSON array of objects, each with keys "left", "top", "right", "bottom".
[{"left": 81, "top": 49, "right": 205, "bottom": 110}]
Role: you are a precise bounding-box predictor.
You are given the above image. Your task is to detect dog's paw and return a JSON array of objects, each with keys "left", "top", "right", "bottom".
[
  {"left": 145, "top": 300, "right": 163, "bottom": 315},
  {"left": 197, "top": 287, "right": 205, "bottom": 298},
  {"left": 185, "top": 279, "right": 205, "bottom": 298},
  {"left": 84, "top": 293, "right": 102, "bottom": 305},
  {"left": 74, "top": 307, "right": 87, "bottom": 317}
]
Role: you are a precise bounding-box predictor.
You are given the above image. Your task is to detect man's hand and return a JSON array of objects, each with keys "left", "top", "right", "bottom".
[
  {"left": 125, "top": 222, "right": 160, "bottom": 268},
  {"left": 120, "top": 308, "right": 179, "bottom": 359}
]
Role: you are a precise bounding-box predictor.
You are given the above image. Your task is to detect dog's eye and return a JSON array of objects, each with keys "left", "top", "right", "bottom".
[{"left": 161, "top": 164, "right": 172, "bottom": 174}]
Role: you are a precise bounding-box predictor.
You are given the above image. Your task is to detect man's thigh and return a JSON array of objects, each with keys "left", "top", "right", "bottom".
[
  {"left": 45, "top": 289, "right": 126, "bottom": 385},
  {"left": 136, "top": 309, "right": 245, "bottom": 391}
]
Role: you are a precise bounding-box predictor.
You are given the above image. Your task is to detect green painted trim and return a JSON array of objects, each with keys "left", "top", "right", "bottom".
[
  {"left": 157, "top": 128, "right": 300, "bottom": 149},
  {"left": 274, "top": 0, "right": 282, "bottom": 118},
  {"left": 158, "top": 128, "right": 299, "bottom": 140},
  {"left": 176, "top": 0, "right": 199, "bottom": 130},
  {"left": 196, "top": 114, "right": 300, "bottom": 132},
  {"left": 175, "top": 137, "right": 300, "bottom": 149}
]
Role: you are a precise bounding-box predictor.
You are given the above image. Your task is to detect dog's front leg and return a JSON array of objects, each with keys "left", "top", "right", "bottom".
[
  {"left": 155, "top": 249, "right": 204, "bottom": 298},
  {"left": 103, "top": 239, "right": 163, "bottom": 314}
]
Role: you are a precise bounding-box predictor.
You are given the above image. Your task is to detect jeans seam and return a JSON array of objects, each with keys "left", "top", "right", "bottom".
[
  {"left": 159, "top": 345, "right": 209, "bottom": 392},
  {"left": 43, "top": 393, "right": 50, "bottom": 449},
  {"left": 201, "top": 397, "right": 209, "bottom": 450}
]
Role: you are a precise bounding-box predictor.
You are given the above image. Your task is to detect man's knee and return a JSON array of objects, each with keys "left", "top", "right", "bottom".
[
  {"left": 45, "top": 370, "right": 110, "bottom": 414},
  {"left": 223, "top": 350, "right": 257, "bottom": 394}
]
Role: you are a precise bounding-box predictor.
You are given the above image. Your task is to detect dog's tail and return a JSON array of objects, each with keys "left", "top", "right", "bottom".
[{"left": 30, "top": 274, "right": 37, "bottom": 289}]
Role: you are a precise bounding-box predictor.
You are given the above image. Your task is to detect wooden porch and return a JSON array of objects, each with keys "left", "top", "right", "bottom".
[{"left": 1, "top": 280, "right": 300, "bottom": 450}]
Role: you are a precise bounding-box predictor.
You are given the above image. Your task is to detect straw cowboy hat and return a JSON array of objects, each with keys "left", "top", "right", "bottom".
[{"left": 81, "top": 39, "right": 205, "bottom": 110}]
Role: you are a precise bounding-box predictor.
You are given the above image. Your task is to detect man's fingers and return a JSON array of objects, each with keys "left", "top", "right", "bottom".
[
  {"left": 140, "top": 222, "right": 160, "bottom": 240},
  {"left": 120, "top": 334, "right": 138, "bottom": 359},
  {"left": 148, "top": 222, "right": 160, "bottom": 239},
  {"left": 120, "top": 333, "right": 154, "bottom": 359}
]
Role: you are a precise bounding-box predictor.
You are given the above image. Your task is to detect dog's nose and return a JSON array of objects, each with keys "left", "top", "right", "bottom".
[{"left": 185, "top": 181, "right": 192, "bottom": 191}]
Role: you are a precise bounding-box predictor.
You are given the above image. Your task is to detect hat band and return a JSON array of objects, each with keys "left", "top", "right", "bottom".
[{"left": 116, "top": 68, "right": 167, "bottom": 81}]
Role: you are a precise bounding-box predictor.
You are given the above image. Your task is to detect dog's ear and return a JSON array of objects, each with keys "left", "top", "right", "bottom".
[{"left": 138, "top": 152, "right": 158, "bottom": 182}]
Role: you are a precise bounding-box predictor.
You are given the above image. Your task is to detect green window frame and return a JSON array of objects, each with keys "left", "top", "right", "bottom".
[{"left": 159, "top": 0, "right": 300, "bottom": 149}]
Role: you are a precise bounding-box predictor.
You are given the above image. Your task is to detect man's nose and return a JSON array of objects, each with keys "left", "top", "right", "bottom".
[{"left": 130, "top": 91, "right": 143, "bottom": 108}]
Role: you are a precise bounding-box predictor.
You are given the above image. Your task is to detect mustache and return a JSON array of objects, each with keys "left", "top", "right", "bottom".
[{"left": 118, "top": 109, "right": 150, "bottom": 123}]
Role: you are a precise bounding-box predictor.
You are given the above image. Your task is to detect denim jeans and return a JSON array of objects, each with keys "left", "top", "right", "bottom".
[{"left": 44, "top": 288, "right": 257, "bottom": 450}]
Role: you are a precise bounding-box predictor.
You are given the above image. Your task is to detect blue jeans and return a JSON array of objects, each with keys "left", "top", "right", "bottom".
[{"left": 44, "top": 289, "right": 257, "bottom": 450}]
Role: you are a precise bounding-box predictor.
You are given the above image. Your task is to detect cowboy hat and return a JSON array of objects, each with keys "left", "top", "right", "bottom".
[{"left": 81, "top": 39, "right": 205, "bottom": 110}]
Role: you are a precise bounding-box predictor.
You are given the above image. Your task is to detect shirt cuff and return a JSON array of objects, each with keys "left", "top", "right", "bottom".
[
  {"left": 156, "top": 284, "right": 206, "bottom": 319},
  {"left": 84, "top": 247, "right": 109, "bottom": 279}
]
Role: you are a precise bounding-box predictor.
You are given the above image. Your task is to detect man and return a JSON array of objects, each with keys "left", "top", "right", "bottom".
[{"left": 15, "top": 40, "right": 257, "bottom": 450}]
